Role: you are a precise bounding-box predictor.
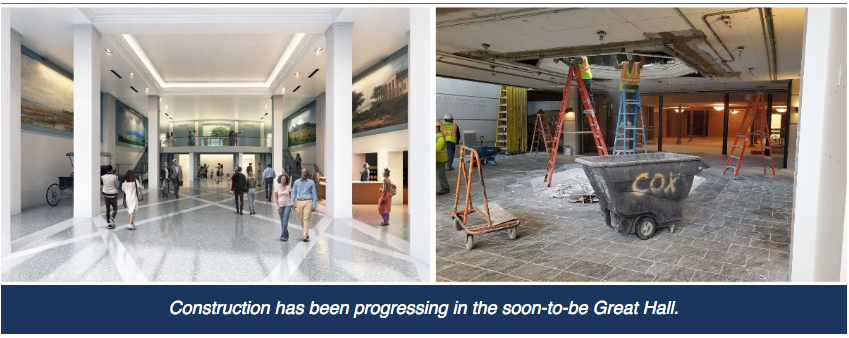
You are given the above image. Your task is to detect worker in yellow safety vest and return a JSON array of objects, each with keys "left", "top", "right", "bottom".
[
  {"left": 442, "top": 114, "right": 461, "bottom": 171},
  {"left": 578, "top": 56, "right": 596, "bottom": 112},
  {"left": 436, "top": 121, "right": 449, "bottom": 195},
  {"left": 614, "top": 55, "right": 645, "bottom": 122}
]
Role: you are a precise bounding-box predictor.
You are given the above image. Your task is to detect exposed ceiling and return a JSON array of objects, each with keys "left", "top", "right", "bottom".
[
  {"left": 9, "top": 7, "right": 410, "bottom": 121},
  {"left": 436, "top": 7, "right": 805, "bottom": 94}
]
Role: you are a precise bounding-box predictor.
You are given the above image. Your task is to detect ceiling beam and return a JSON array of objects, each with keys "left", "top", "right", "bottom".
[{"left": 453, "top": 34, "right": 705, "bottom": 62}]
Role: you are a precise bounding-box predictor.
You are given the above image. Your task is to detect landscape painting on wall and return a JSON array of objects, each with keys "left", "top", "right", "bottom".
[
  {"left": 116, "top": 101, "right": 146, "bottom": 147},
  {"left": 21, "top": 51, "right": 74, "bottom": 136},
  {"left": 352, "top": 46, "right": 408, "bottom": 135},
  {"left": 286, "top": 101, "right": 316, "bottom": 147}
]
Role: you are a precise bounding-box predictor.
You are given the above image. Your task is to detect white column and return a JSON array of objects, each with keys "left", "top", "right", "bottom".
[
  {"left": 324, "top": 22, "right": 353, "bottom": 219},
  {"left": 272, "top": 95, "right": 284, "bottom": 176},
  {"left": 387, "top": 152, "right": 403, "bottom": 205},
  {"left": 408, "top": 8, "right": 434, "bottom": 265},
  {"left": 2, "top": 10, "right": 22, "bottom": 255},
  {"left": 188, "top": 152, "right": 197, "bottom": 183},
  {"left": 236, "top": 152, "right": 243, "bottom": 171},
  {"left": 73, "top": 25, "right": 101, "bottom": 218},
  {"left": 790, "top": 8, "right": 847, "bottom": 282},
  {"left": 147, "top": 96, "right": 160, "bottom": 189}
]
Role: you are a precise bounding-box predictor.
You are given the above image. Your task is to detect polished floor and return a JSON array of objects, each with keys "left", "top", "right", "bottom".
[
  {"left": 3, "top": 178, "right": 425, "bottom": 282},
  {"left": 436, "top": 152, "right": 794, "bottom": 282}
]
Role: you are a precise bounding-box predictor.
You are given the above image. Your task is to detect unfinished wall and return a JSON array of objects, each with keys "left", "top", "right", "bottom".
[{"left": 436, "top": 76, "right": 500, "bottom": 146}]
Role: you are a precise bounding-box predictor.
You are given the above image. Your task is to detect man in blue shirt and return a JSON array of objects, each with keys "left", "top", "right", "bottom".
[
  {"left": 262, "top": 163, "right": 276, "bottom": 201},
  {"left": 291, "top": 168, "right": 318, "bottom": 242}
]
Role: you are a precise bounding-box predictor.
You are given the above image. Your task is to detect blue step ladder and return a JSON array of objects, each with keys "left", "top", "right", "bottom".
[{"left": 613, "top": 87, "right": 647, "bottom": 155}]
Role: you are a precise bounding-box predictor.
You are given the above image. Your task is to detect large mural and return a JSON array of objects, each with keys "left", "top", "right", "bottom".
[
  {"left": 352, "top": 46, "right": 408, "bottom": 135},
  {"left": 116, "top": 101, "right": 147, "bottom": 147},
  {"left": 21, "top": 50, "right": 74, "bottom": 137},
  {"left": 286, "top": 101, "right": 317, "bottom": 147}
]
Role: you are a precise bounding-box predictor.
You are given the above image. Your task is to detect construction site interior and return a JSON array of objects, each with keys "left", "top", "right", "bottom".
[{"left": 435, "top": 8, "right": 846, "bottom": 283}]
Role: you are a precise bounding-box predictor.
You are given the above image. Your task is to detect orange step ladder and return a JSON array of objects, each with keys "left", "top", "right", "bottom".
[
  {"left": 544, "top": 65, "right": 608, "bottom": 187},
  {"left": 530, "top": 112, "right": 552, "bottom": 153},
  {"left": 723, "top": 92, "right": 776, "bottom": 179}
]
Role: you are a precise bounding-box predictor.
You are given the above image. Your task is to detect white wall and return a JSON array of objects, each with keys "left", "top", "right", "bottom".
[
  {"left": 436, "top": 77, "right": 500, "bottom": 146},
  {"left": 21, "top": 131, "right": 73, "bottom": 209}
]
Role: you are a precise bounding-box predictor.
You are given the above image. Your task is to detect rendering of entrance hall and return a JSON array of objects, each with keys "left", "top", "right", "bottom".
[
  {"left": 435, "top": 7, "right": 846, "bottom": 282},
  {"left": 1, "top": 7, "right": 434, "bottom": 282}
]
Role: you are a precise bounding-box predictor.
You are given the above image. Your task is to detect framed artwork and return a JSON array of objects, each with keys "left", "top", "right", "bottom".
[
  {"left": 286, "top": 100, "right": 317, "bottom": 147},
  {"left": 352, "top": 46, "right": 408, "bottom": 136},
  {"left": 21, "top": 48, "right": 74, "bottom": 137}
]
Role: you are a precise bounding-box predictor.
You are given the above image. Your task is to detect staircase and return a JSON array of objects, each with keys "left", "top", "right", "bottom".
[{"left": 131, "top": 146, "right": 148, "bottom": 188}]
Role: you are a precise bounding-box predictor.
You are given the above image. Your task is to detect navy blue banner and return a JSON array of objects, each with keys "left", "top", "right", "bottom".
[{"left": 1, "top": 285, "right": 846, "bottom": 334}]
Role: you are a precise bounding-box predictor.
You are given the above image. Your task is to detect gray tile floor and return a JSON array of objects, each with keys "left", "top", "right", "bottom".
[
  {"left": 3, "top": 178, "right": 424, "bottom": 282},
  {"left": 436, "top": 152, "right": 794, "bottom": 283}
]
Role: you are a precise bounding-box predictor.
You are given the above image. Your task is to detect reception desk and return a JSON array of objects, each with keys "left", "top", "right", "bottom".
[
  {"left": 316, "top": 178, "right": 407, "bottom": 205},
  {"left": 352, "top": 181, "right": 384, "bottom": 204}
]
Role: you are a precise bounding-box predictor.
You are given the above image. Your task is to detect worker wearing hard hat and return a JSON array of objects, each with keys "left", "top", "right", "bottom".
[
  {"left": 578, "top": 56, "right": 596, "bottom": 111},
  {"left": 442, "top": 114, "right": 461, "bottom": 171},
  {"left": 436, "top": 121, "right": 449, "bottom": 195}
]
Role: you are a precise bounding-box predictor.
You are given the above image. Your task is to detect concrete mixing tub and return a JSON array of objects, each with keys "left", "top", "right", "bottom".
[{"left": 576, "top": 153, "right": 709, "bottom": 239}]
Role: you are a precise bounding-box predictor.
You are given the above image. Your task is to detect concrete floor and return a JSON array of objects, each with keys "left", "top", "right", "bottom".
[
  {"left": 436, "top": 152, "right": 793, "bottom": 282},
  {"left": 3, "top": 178, "right": 425, "bottom": 282}
]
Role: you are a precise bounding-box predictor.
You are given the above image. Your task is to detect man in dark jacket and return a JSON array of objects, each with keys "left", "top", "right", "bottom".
[{"left": 231, "top": 166, "right": 247, "bottom": 215}]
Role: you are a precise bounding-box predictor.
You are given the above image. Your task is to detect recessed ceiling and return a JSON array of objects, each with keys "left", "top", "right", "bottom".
[{"left": 132, "top": 33, "right": 294, "bottom": 83}]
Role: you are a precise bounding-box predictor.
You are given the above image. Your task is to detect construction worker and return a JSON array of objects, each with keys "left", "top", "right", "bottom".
[
  {"left": 442, "top": 114, "right": 460, "bottom": 171},
  {"left": 578, "top": 55, "right": 596, "bottom": 111},
  {"left": 615, "top": 54, "right": 644, "bottom": 131},
  {"left": 436, "top": 121, "right": 449, "bottom": 195}
]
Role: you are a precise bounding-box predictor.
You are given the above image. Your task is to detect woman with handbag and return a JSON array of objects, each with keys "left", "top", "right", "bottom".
[
  {"left": 378, "top": 168, "right": 394, "bottom": 226},
  {"left": 122, "top": 170, "right": 142, "bottom": 230}
]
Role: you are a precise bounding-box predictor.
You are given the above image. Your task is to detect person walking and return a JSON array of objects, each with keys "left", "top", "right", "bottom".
[
  {"left": 378, "top": 168, "right": 394, "bottom": 226},
  {"left": 121, "top": 170, "right": 142, "bottom": 230},
  {"left": 291, "top": 168, "right": 318, "bottom": 242},
  {"left": 295, "top": 153, "right": 303, "bottom": 174},
  {"left": 159, "top": 163, "right": 170, "bottom": 197},
  {"left": 274, "top": 174, "right": 293, "bottom": 241},
  {"left": 262, "top": 163, "right": 276, "bottom": 201},
  {"left": 171, "top": 159, "right": 183, "bottom": 198},
  {"left": 165, "top": 131, "right": 172, "bottom": 147},
  {"left": 436, "top": 121, "right": 450, "bottom": 195},
  {"left": 226, "top": 173, "right": 232, "bottom": 192},
  {"left": 216, "top": 163, "right": 223, "bottom": 184},
  {"left": 231, "top": 167, "right": 247, "bottom": 215},
  {"left": 246, "top": 170, "right": 258, "bottom": 214},
  {"left": 442, "top": 114, "right": 461, "bottom": 171},
  {"left": 247, "top": 163, "right": 253, "bottom": 176},
  {"left": 101, "top": 165, "right": 120, "bottom": 228},
  {"left": 188, "top": 130, "right": 196, "bottom": 146}
]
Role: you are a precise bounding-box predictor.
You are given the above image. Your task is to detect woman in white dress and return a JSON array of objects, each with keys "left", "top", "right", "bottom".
[{"left": 122, "top": 170, "right": 142, "bottom": 230}]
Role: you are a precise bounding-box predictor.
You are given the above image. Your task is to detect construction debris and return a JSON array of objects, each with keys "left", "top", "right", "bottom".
[{"left": 551, "top": 179, "right": 598, "bottom": 204}]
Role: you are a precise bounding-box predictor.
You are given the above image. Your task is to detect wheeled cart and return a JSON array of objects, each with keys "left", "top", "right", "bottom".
[
  {"left": 451, "top": 146, "right": 520, "bottom": 250},
  {"left": 576, "top": 152, "right": 708, "bottom": 240}
]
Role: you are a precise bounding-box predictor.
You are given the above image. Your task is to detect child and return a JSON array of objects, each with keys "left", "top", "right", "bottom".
[{"left": 226, "top": 173, "right": 232, "bottom": 192}]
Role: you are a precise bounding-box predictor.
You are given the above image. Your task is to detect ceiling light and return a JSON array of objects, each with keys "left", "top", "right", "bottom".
[
  {"left": 129, "top": 72, "right": 135, "bottom": 77},
  {"left": 281, "top": 87, "right": 286, "bottom": 93},
  {"left": 731, "top": 110, "right": 740, "bottom": 115},
  {"left": 105, "top": 48, "right": 113, "bottom": 54},
  {"left": 713, "top": 105, "right": 724, "bottom": 111},
  {"left": 315, "top": 47, "right": 323, "bottom": 53},
  {"left": 776, "top": 107, "right": 787, "bottom": 113},
  {"left": 295, "top": 72, "right": 300, "bottom": 76}
]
